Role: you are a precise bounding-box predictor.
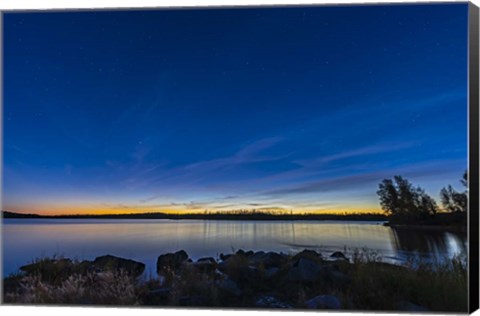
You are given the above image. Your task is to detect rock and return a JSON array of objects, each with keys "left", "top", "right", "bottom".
[
  {"left": 293, "top": 249, "right": 322, "bottom": 263},
  {"left": 264, "top": 267, "right": 280, "bottom": 279},
  {"left": 306, "top": 295, "right": 342, "bottom": 309},
  {"left": 236, "top": 249, "right": 246, "bottom": 256},
  {"left": 20, "top": 258, "right": 73, "bottom": 275},
  {"left": 219, "top": 253, "right": 232, "bottom": 261},
  {"left": 156, "top": 250, "right": 189, "bottom": 274},
  {"left": 262, "top": 252, "right": 286, "bottom": 268},
  {"left": 214, "top": 268, "right": 226, "bottom": 278},
  {"left": 217, "top": 278, "right": 242, "bottom": 296},
  {"left": 173, "top": 250, "right": 188, "bottom": 261},
  {"left": 218, "top": 259, "right": 260, "bottom": 283},
  {"left": 217, "top": 261, "right": 228, "bottom": 272},
  {"left": 218, "top": 253, "right": 249, "bottom": 274},
  {"left": 237, "top": 265, "right": 261, "bottom": 284},
  {"left": 249, "top": 251, "right": 265, "bottom": 265},
  {"left": 395, "top": 301, "right": 429, "bottom": 311},
  {"left": 256, "top": 295, "right": 293, "bottom": 309},
  {"left": 197, "top": 257, "right": 216, "bottom": 263},
  {"left": 193, "top": 258, "right": 217, "bottom": 273},
  {"left": 251, "top": 251, "right": 266, "bottom": 259},
  {"left": 287, "top": 258, "right": 323, "bottom": 282},
  {"left": 249, "top": 251, "right": 285, "bottom": 268},
  {"left": 93, "top": 255, "right": 145, "bottom": 276},
  {"left": 76, "top": 260, "right": 101, "bottom": 274},
  {"left": 330, "top": 251, "right": 348, "bottom": 261}
]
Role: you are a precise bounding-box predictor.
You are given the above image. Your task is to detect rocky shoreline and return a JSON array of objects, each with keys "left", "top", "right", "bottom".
[{"left": 3, "top": 249, "right": 467, "bottom": 312}]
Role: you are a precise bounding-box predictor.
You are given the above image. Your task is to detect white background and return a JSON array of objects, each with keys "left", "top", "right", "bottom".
[{"left": 0, "top": 0, "right": 479, "bottom": 316}]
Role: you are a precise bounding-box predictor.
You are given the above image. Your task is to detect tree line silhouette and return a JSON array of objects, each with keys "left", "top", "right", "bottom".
[{"left": 377, "top": 171, "right": 468, "bottom": 224}]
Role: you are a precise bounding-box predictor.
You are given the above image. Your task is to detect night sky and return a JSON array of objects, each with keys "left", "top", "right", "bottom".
[{"left": 3, "top": 4, "right": 469, "bottom": 215}]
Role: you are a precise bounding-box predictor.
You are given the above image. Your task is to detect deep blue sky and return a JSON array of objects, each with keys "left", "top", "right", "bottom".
[{"left": 3, "top": 4, "right": 469, "bottom": 214}]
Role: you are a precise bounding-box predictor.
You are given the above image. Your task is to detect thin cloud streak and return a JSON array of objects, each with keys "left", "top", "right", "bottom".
[{"left": 263, "top": 159, "right": 465, "bottom": 197}]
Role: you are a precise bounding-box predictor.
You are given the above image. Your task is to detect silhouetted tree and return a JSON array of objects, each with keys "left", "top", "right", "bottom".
[
  {"left": 377, "top": 176, "right": 438, "bottom": 221},
  {"left": 440, "top": 171, "right": 468, "bottom": 212},
  {"left": 461, "top": 170, "right": 468, "bottom": 188},
  {"left": 418, "top": 189, "right": 438, "bottom": 216}
]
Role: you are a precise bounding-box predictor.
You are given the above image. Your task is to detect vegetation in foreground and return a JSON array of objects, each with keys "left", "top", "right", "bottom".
[{"left": 3, "top": 249, "right": 467, "bottom": 312}]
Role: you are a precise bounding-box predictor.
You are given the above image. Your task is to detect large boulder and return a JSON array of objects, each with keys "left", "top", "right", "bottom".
[
  {"left": 217, "top": 277, "right": 242, "bottom": 297},
  {"left": 286, "top": 258, "right": 351, "bottom": 286},
  {"left": 197, "top": 257, "right": 216, "bottom": 263},
  {"left": 330, "top": 251, "right": 348, "bottom": 261},
  {"left": 20, "top": 258, "right": 73, "bottom": 275},
  {"left": 218, "top": 253, "right": 249, "bottom": 274},
  {"left": 156, "top": 250, "right": 189, "bottom": 274},
  {"left": 293, "top": 249, "right": 323, "bottom": 264},
  {"left": 250, "top": 251, "right": 265, "bottom": 259},
  {"left": 245, "top": 250, "right": 255, "bottom": 257},
  {"left": 264, "top": 267, "right": 280, "bottom": 280},
  {"left": 192, "top": 257, "right": 217, "bottom": 273},
  {"left": 219, "top": 253, "right": 232, "bottom": 261},
  {"left": 236, "top": 249, "right": 246, "bottom": 256},
  {"left": 306, "top": 295, "right": 342, "bottom": 309},
  {"left": 287, "top": 258, "right": 323, "bottom": 283},
  {"left": 236, "top": 265, "right": 261, "bottom": 284},
  {"left": 249, "top": 251, "right": 286, "bottom": 268},
  {"left": 93, "top": 255, "right": 145, "bottom": 276},
  {"left": 20, "top": 258, "right": 75, "bottom": 282}
]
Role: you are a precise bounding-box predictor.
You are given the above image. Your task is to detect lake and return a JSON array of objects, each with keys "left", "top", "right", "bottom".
[{"left": 1, "top": 219, "right": 467, "bottom": 277}]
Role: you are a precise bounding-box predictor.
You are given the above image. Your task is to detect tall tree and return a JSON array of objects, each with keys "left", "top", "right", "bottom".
[
  {"left": 377, "top": 176, "right": 438, "bottom": 220},
  {"left": 440, "top": 171, "right": 468, "bottom": 212}
]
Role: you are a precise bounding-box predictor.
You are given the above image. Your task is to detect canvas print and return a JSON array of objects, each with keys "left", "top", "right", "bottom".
[{"left": 1, "top": 2, "right": 478, "bottom": 313}]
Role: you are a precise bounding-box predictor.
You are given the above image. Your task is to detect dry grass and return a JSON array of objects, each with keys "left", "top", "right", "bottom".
[
  {"left": 342, "top": 251, "right": 467, "bottom": 312},
  {"left": 5, "top": 270, "right": 140, "bottom": 305},
  {"left": 167, "top": 264, "right": 220, "bottom": 306},
  {"left": 3, "top": 251, "right": 468, "bottom": 312}
]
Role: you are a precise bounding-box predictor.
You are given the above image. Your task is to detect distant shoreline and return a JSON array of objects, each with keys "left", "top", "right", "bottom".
[
  {"left": 3, "top": 211, "right": 467, "bottom": 231},
  {"left": 1, "top": 211, "right": 387, "bottom": 221}
]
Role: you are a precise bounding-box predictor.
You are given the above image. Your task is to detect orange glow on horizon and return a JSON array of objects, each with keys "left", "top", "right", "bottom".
[{"left": 4, "top": 204, "right": 384, "bottom": 216}]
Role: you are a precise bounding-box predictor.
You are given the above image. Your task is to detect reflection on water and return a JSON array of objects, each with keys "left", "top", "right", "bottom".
[
  {"left": 390, "top": 227, "right": 467, "bottom": 262},
  {"left": 1, "top": 219, "right": 467, "bottom": 276}
]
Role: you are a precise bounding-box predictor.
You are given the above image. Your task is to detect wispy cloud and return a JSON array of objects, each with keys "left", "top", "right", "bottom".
[
  {"left": 264, "top": 172, "right": 384, "bottom": 196},
  {"left": 263, "top": 159, "right": 465, "bottom": 197},
  {"left": 183, "top": 136, "right": 285, "bottom": 172},
  {"left": 297, "top": 142, "right": 418, "bottom": 166},
  {"left": 132, "top": 136, "right": 287, "bottom": 198}
]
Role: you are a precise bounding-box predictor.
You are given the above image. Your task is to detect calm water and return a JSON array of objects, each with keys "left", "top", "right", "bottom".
[{"left": 1, "top": 219, "right": 467, "bottom": 277}]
